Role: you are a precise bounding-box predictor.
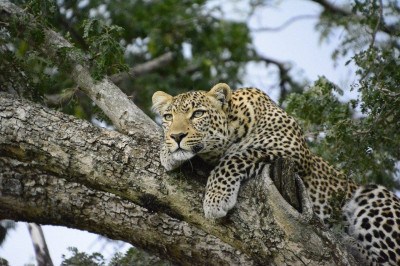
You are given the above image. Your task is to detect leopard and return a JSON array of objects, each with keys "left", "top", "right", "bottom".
[{"left": 152, "top": 83, "right": 400, "bottom": 265}]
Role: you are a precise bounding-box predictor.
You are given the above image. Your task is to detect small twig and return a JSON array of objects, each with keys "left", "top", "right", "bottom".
[
  {"left": 369, "top": 0, "right": 383, "bottom": 50},
  {"left": 255, "top": 54, "right": 302, "bottom": 101},
  {"left": 44, "top": 87, "right": 78, "bottom": 106},
  {"left": 251, "top": 14, "right": 318, "bottom": 32},
  {"left": 359, "top": 0, "right": 384, "bottom": 82},
  {"left": 379, "top": 87, "right": 400, "bottom": 97}
]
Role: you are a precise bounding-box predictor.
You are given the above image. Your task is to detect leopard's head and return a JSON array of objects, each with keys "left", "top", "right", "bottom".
[{"left": 152, "top": 83, "right": 232, "bottom": 162}]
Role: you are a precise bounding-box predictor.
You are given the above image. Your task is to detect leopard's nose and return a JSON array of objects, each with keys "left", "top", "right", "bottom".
[{"left": 170, "top": 132, "right": 188, "bottom": 144}]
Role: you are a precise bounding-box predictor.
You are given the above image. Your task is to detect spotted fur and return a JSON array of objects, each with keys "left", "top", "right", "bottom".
[
  {"left": 152, "top": 83, "right": 400, "bottom": 265},
  {"left": 344, "top": 184, "right": 400, "bottom": 265}
]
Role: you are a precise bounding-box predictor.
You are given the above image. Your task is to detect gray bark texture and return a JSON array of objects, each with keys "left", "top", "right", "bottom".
[{"left": 0, "top": 1, "right": 360, "bottom": 265}]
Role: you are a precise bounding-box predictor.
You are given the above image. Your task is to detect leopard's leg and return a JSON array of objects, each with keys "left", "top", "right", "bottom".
[
  {"left": 202, "top": 132, "right": 310, "bottom": 219},
  {"left": 203, "top": 149, "right": 266, "bottom": 219}
]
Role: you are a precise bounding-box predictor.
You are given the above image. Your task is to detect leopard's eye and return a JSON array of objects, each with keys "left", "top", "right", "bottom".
[
  {"left": 163, "top": 114, "right": 173, "bottom": 121},
  {"left": 192, "top": 110, "right": 205, "bottom": 118}
]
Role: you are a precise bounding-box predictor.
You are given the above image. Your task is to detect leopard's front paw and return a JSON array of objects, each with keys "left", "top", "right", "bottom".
[
  {"left": 203, "top": 192, "right": 237, "bottom": 219},
  {"left": 203, "top": 202, "right": 228, "bottom": 219}
]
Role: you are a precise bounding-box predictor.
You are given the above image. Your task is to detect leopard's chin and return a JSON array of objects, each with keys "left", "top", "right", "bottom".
[{"left": 171, "top": 149, "right": 195, "bottom": 161}]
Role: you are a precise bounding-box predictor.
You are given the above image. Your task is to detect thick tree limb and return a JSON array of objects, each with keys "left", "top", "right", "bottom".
[
  {"left": 44, "top": 51, "right": 175, "bottom": 106},
  {"left": 0, "top": 93, "right": 359, "bottom": 265}
]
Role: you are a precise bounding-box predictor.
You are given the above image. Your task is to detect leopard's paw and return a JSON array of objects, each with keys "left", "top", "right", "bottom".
[
  {"left": 203, "top": 202, "right": 228, "bottom": 219},
  {"left": 203, "top": 192, "right": 237, "bottom": 219}
]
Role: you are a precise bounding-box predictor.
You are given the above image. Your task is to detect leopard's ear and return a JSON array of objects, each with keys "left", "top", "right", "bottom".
[
  {"left": 207, "top": 83, "right": 232, "bottom": 107},
  {"left": 152, "top": 91, "right": 173, "bottom": 114}
]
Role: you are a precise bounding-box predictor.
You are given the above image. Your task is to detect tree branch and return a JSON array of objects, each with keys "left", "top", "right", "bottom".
[
  {"left": 310, "top": 0, "right": 352, "bottom": 16},
  {"left": 44, "top": 52, "right": 174, "bottom": 107},
  {"left": 27, "top": 223, "right": 54, "bottom": 266},
  {"left": 255, "top": 54, "right": 304, "bottom": 101},
  {"left": 251, "top": 15, "right": 318, "bottom": 32},
  {"left": 110, "top": 52, "right": 174, "bottom": 84},
  {"left": 310, "top": 0, "right": 398, "bottom": 35}
]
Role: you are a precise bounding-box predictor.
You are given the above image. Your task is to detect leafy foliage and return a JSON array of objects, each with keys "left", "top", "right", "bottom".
[
  {"left": 286, "top": 77, "right": 398, "bottom": 187},
  {"left": 109, "top": 248, "right": 170, "bottom": 266},
  {"left": 288, "top": 0, "right": 400, "bottom": 187},
  {"left": 82, "top": 19, "right": 128, "bottom": 79},
  {"left": 61, "top": 247, "right": 106, "bottom": 266},
  {"left": 60, "top": 247, "right": 170, "bottom": 266}
]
